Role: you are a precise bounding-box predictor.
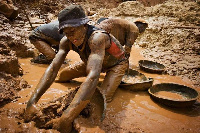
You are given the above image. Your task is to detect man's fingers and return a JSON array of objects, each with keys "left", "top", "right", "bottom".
[
  {"left": 24, "top": 104, "right": 39, "bottom": 122},
  {"left": 45, "top": 118, "right": 60, "bottom": 129},
  {"left": 24, "top": 112, "right": 34, "bottom": 123}
]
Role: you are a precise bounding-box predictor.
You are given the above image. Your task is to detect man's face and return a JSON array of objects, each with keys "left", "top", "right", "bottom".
[{"left": 63, "top": 25, "right": 86, "bottom": 47}]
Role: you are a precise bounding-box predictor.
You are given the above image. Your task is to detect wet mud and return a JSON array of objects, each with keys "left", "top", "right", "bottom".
[
  {"left": 1, "top": 47, "right": 199, "bottom": 132},
  {"left": 122, "top": 75, "right": 143, "bottom": 84},
  {"left": 0, "top": 0, "right": 200, "bottom": 132},
  {"left": 0, "top": 72, "right": 28, "bottom": 107},
  {"left": 155, "top": 91, "right": 188, "bottom": 100},
  {"left": 92, "top": 0, "right": 200, "bottom": 87}
]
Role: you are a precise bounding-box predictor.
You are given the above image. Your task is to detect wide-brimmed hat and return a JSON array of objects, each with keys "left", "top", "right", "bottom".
[{"left": 58, "top": 5, "right": 89, "bottom": 33}]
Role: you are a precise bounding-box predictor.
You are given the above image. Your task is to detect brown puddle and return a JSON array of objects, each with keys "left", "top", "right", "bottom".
[
  {"left": 155, "top": 91, "right": 187, "bottom": 100},
  {"left": 0, "top": 47, "right": 199, "bottom": 132}
]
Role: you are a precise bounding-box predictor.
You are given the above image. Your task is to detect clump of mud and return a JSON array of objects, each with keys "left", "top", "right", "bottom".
[
  {"left": 0, "top": 13, "right": 33, "bottom": 108},
  {"left": 0, "top": 72, "right": 29, "bottom": 107},
  {"left": 19, "top": 87, "right": 93, "bottom": 129},
  {"left": 0, "top": 41, "right": 21, "bottom": 76},
  {"left": 0, "top": 9, "right": 35, "bottom": 111},
  {"left": 145, "top": 0, "right": 200, "bottom": 25},
  {"left": 0, "top": 14, "right": 34, "bottom": 57},
  {"left": 114, "top": 1, "right": 146, "bottom": 17}
]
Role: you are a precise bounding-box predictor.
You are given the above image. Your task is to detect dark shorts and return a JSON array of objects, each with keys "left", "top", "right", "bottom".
[{"left": 29, "top": 28, "right": 60, "bottom": 48}]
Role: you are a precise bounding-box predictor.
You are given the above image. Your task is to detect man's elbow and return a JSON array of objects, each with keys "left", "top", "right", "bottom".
[{"left": 87, "top": 71, "right": 100, "bottom": 81}]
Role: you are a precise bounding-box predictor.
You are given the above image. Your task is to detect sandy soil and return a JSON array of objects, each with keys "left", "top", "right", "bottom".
[{"left": 0, "top": 0, "right": 199, "bottom": 132}]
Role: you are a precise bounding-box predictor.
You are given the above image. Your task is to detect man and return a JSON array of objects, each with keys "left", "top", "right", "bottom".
[
  {"left": 29, "top": 18, "right": 105, "bottom": 64},
  {"left": 30, "top": 17, "right": 147, "bottom": 64},
  {"left": 0, "top": 0, "right": 18, "bottom": 20},
  {"left": 24, "top": 5, "right": 128, "bottom": 133},
  {"left": 97, "top": 17, "right": 148, "bottom": 58},
  {"left": 29, "top": 20, "right": 65, "bottom": 64}
]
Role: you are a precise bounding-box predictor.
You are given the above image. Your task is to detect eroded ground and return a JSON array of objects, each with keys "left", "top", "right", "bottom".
[{"left": 0, "top": 0, "right": 199, "bottom": 132}]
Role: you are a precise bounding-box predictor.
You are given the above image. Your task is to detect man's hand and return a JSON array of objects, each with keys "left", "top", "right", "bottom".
[
  {"left": 45, "top": 116, "right": 73, "bottom": 133},
  {"left": 125, "top": 52, "right": 130, "bottom": 59},
  {"left": 125, "top": 46, "right": 131, "bottom": 59},
  {"left": 24, "top": 104, "right": 40, "bottom": 122}
]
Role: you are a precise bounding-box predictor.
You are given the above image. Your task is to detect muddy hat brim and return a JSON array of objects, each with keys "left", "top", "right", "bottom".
[
  {"left": 58, "top": 5, "right": 90, "bottom": 34},
  {"left": 59, "top": 17, "right": 89, "bottom": 33}
]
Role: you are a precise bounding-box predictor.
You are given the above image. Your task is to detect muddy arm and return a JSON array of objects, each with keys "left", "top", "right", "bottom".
[
  {"left": 125, "top": 29, "right": 138, "bottom": 58},
  {"left": 61, "top": 32, "right": 109, "bottom": 122},
  {"left": 26, "top": 37, "right": 69, "bottom": 108}
]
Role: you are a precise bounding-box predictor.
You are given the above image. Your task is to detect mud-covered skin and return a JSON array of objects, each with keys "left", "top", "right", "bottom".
[
  {"left": 97, "top": 18, "right": 148, "bottom": 59},
  {"left": 25, "top": 23, "right": 127, "bottom": 132},
  {"left": 25, "top": 36, "right": 69, "bottom": 108},
  {"left": 97, "top": 18, "right": 139, "bottom": 57},
  {"left": 31, "top": 40, "right": 56, "bottom": 60},
  {"left": 29, "top": 21, "right": 64, "bottom": 60}
]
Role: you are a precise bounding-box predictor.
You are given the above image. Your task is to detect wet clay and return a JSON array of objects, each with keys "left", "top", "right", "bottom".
[
  {"left": 0, "top": 47, "right": 199, "bottom": 133},
  {"left": 0, "top": 72, "right": 28, "bottom": 107},
  {"left": 74, "top": 46, "right": 200, "bottom": 133},
  {"left": 122, "top": 75, "right": 142, "bottom": 84},
  {"left": 155, "top": 91, "right": 187, "bottom": 100},
  {"left": 0, "top": 0, "right": 200, "bottom": 132}
]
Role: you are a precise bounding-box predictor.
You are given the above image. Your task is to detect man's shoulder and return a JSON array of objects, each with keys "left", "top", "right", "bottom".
[
  {"left": 88, "top": 30, "right": 110, "bottom": 46},
  {"left": 102, "top": 18, "right": 136, "bottom": 28},
  {"left": 90, "top": 30, "right": 109, "bottom": 39},
  {"left": 105, "top": 18, "right": 129, "bottom": 24}
]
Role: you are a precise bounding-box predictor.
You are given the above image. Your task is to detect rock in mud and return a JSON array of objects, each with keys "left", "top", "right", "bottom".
[
  {"left": 0, "top": 14, "right": 34, "bottom": 58},
  {"left": 0, "top": 41, "right": 21, "bottom": 76},
  {"left": 0, "top": 72, "right": 29, "bottom": 107}
]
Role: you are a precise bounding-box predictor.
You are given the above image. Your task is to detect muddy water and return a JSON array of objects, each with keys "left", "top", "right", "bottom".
[
  {"left": 76, "top": 46, "right": 200, "bottom": 133},
  {"left": 129, "top": 46, "right": 199, "bottom": 90},
  {"left": 1, "top": 47, "right": 200, "bottom": 132},
  {"left": 155, "top": 91, "right": 187, "bottom": 100}
]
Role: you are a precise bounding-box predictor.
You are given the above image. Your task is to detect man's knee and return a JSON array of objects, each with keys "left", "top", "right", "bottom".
[
  {"left": 29, "top": 35, "right": 37, "bottom": 44},
  {"left": 29, "top": 34, "right": 49, "bottom": 48},
  {"left": 102, "top": 60, "right": 129, "bottom": 102},
  {"left": 29, "top": 31, "right": 41, "bottom": 45},
  {"left": 56, "top": 62, "right": 87, "bottom": 82},
  {"left": 55, "top": 71, "right": 71, "bottom": 83},
  {"left": 55, "top": 67, "right": 76, "bottom": 82}
]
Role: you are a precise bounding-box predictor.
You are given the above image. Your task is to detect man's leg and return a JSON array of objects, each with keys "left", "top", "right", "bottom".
[
  {"left": 56, "top": 61, "right": 87, "bottom": 82},
  {"left": 100, "top": 60, "right": 128, "bottom": 103},
  {"left": 31, "top": 40, "right": 56, "bottom": 60},
  {"left": 55, "top": 60, "right": 128, "bottom": 132}
]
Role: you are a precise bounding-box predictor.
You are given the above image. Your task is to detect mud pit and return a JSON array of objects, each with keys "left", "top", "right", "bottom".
[
  {"left": 0, "top": 0, "right": 200, "bottom": 132},
  {"left": 1, "top": 48, "right": 199, "bottom": 133}
]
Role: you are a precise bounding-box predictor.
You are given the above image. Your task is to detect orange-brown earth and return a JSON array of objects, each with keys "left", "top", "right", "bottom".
[{"left": 0, "top": 0, "right": 199, "bottom": 132}]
